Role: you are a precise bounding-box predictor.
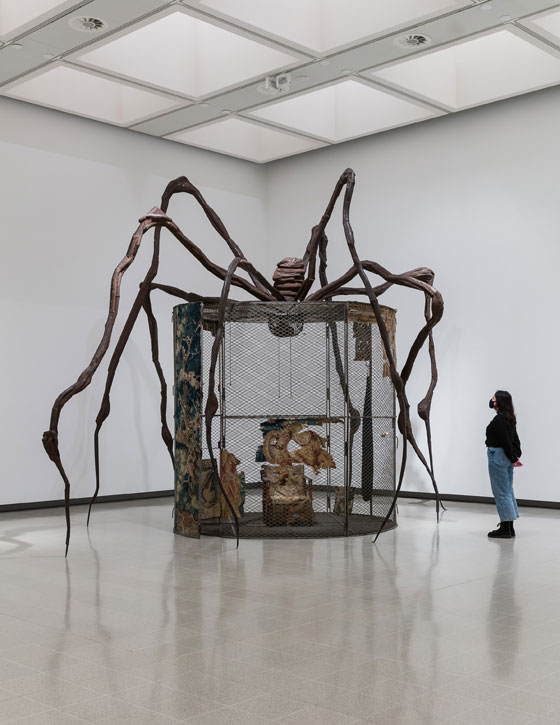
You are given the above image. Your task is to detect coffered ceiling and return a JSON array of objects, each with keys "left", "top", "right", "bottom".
[{"left": 1, "top": 0, "right": 560, "bottom": 163}]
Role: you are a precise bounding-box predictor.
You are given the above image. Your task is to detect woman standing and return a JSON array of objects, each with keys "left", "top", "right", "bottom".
[{"left": 486, "top": 390, "right": 522, "bottom": 539}]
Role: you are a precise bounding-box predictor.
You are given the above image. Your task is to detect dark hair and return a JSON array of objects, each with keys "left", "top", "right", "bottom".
[{"left": 495, "top": 390, "right": 516, "bottom": 426}]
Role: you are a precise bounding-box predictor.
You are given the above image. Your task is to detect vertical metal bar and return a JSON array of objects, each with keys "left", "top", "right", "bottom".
[
  {"left": 220, "top": 320, "right": 226, "bottom": 451},
  {"left": 326, "top": 318, "right": 331, "bottom": 512},
  {"left": 392, "top": 355, "right": 397, "bottom": 523},
  {"left": 343, "top": 306, "right": 349, "bottom": 536},
  {"left": 369, "top": 331, "right": 373, "bottom": 518},
  {"left": 277, "top": 336, "right": 281, "bottom": 398}
]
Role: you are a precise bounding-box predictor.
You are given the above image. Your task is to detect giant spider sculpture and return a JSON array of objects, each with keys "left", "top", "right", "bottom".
[{"left": 43, "top": 168, "right": 444, "bottom": 554}]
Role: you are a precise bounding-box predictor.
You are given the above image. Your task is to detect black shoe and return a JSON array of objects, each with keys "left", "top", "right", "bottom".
[
  {"left": 509, "top": 521, "right": 516, "bottom": 537},
  {"left": 488, "top": 522, "right": 512, "bottom": 538}
]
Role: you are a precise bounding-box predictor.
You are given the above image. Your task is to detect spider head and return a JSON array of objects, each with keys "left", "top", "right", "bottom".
[{"left": 273, "top": 257, "right": 305, "bottom": 300}]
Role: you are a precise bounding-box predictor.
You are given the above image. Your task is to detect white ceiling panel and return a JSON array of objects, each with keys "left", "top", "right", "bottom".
[
  {"left": 1, "top": 64, "right": 183, "bottom": 126},
  {"left": 2, "top": 0, "right": 560, "bottom": 163},
  {"left": 0, "top": 0, "right": 75, "bottom": 40},
  {"left": 247, "top": 79, "right": 440, "bottom": 143},
  {"left": 194, "top": 0, "right": 471, "bottom": 54},
  {"left": 369, "top": 27, "right": 560, "bottom": 111},
  {"left": 73, "top": 8, "right": 302, "bottom": 100},
  {"left": 168, "top": 116, "right": 326, "bottom": 163},
  {"left": 520, "top": 8, "right": 560, "bottom": 46}
]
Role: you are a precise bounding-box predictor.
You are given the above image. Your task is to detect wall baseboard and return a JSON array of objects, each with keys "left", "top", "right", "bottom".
[
  {"left": 0, "top": 490, "right": 174, "bottom": 513},
  {"left": 398, "top": 491, "right": 560, "bottom": 510},
  {"left": 2, "top": 489, "right": 559, "bottom": 513}
]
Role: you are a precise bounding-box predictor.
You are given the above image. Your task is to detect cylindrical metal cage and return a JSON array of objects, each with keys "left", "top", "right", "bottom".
[{"left": 173, "top": 301, "right": 397, "bottom": 539}]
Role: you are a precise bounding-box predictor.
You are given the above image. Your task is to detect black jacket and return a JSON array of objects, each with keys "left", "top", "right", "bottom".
[{"left": 485, "top": 413, "right": 521, "bottom": 463}]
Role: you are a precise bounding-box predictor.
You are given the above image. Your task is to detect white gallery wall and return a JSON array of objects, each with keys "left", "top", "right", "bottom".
[
  {"left": 0, "top": 97, "right": 267, "bottom": 505},
  {"left": 3, "top": 85, "right": 560, "bottom": 508},
  {"left": 265, "top": 85, "right": 560, "bottom": 502}
]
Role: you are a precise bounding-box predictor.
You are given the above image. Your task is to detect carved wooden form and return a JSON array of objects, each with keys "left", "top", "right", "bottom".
[{"left": 43, "top": 169, "right": 444, "bottom": 554}]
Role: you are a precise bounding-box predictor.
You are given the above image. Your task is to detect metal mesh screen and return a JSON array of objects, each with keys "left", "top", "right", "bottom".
[{"left": 199, "top": 301, "right": 396, "bottom": 538}]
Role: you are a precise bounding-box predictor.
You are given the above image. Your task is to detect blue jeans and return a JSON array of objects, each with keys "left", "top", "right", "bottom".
[{"left": 487, "top": 447, "right": 519, "bottom": 521}]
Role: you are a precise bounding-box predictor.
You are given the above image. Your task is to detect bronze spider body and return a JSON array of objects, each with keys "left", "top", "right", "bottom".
[{"left": 42, "top": 168, "right": 444, "bottom": 554}]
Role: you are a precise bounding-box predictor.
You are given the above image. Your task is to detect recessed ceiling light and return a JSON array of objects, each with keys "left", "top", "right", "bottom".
[
  {"left": 372, "top": 28, "right": 560, "bottom": 111},
  {"left": 68, "top": 17, "right": 108, "bottom": 33},
  {"left": 393, "top": 33, "right": 432, "bottom": 49},
  {"left": 72, "top": 9, "right": 300, "bottom": 99},
  {"left": 198, "top": 0, "right": 470, "bottom": 55}
]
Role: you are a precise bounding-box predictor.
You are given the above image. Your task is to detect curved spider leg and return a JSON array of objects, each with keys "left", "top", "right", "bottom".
[
  {"left": 88, "top": 224, "right": 166, "bottom": 527},
  {"left": 311, "top": 232, "right": 445, "bottom": 524},
  {"left": 296, "top": 171, "right": 357, "bottom": 301},
  {"left": 150, "top": 278, "right": 258, "bottom": 545},
  {"left": 204, "top": 257, "right": 245, "bottom": 546},
  {"left": 87, "top": 193, "right": 277, "bottom": 531},
  {"left": 144, "top": 282, "right": 241, "bottom": 464},
  {"left": 317, "top": 232, "right": 361, "bottom": 504},
  {"left": 42, "top": 210, "right": 166, "bottom": 555},
  {"left": 308, "top": 264, "right": 435, "bottom": 301},
  {"left": 142, "top": 290, "right": 174, "bottom": 468},
  {"left": 319, "top": 272, "right": 446, "bottom": 519},
  {"left": 149, "top": 283, "right": 223, "bottom": 305},
  {"left": 159, "top": 177, "right": 284, "bottom": 301},
  {"left": 403, "top": 292, "right": 446, "bottom": 515},
  {"left": 333, "top": 169, "right": 415, "bottom": 541},
  {"left": 161, "top": 217, "right": 275, "bottom": 301}
]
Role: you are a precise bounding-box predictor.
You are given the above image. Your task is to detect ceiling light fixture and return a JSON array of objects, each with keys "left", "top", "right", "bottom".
[
  {"left": 257, "top": 73, "right": 291, "bottom": 96},
  {"left": 68, "top": 17, "right": 108, "bottom": 33},
  {"left": 393, "top": 33, "right": 432, "bottom": 49}
]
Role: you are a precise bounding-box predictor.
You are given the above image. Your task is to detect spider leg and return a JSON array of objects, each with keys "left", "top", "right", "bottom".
[
  {"left": 318, "top": 169, "right": 423, "bottom": 540},
  {"left": 143, "top": 290, "right": 174, "bottom": 468},
  {"left": 160, "top": 177, "right": 284, "bottom": 301},
  {"left": 317, "top": 233, "right": 361, "bottom": 506},
  {"left": 204, "top": 257, "right": 244, "bottom": 545},
  {"left": 159, "top": 217, "right": 277, "bottom": 301},
  {"left": 144, "top": 282, "right": 240, "bottom": 466},
  {"left": 42, "top": 212, "right": 163, "bottom": 555},
  {"left": 311, "top": 189, "right": 444, "bottom": 526},
  {"left": 296, "top": 170, "right": 355, "bottom": 300},
  {"left": 89, "top": 228, "right": 164, "bottom": 527},
  {"left": 86, "top": 233, "right": 265, "bottom": 527},
  {"left": 45, "top": 172, "right": 280, "bottom": 552}
]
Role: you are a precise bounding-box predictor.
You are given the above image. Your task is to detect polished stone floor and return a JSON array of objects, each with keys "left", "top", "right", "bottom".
[{"left": 2, "top": 499, "right": 560, "bottom": 724}]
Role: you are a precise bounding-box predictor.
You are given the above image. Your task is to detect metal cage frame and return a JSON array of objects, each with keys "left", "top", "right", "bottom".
[{"left": 173, "top": 300, "right": 397, "bottom": 539}]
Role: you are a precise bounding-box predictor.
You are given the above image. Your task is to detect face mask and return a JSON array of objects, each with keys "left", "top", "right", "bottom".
[{"left": 489, "top": 399, "right": 495, "bottom": 409}]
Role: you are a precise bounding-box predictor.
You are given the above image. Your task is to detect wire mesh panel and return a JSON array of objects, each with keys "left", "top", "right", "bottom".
[{"left": 179, "top": 300, "right": 397, "bottom": 539}]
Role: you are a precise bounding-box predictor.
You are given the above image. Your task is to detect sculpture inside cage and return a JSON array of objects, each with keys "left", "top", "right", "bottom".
[
  {"left": 42, "top": 168, "right": 444, "bottom": 553},
  {"left": 174, "top": 300, "right": 399, "bottom": 538}
]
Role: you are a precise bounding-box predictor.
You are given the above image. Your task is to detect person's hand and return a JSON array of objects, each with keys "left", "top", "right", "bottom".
[{"left": 513, "top": 460, "right": 523, "bottom": 467}]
